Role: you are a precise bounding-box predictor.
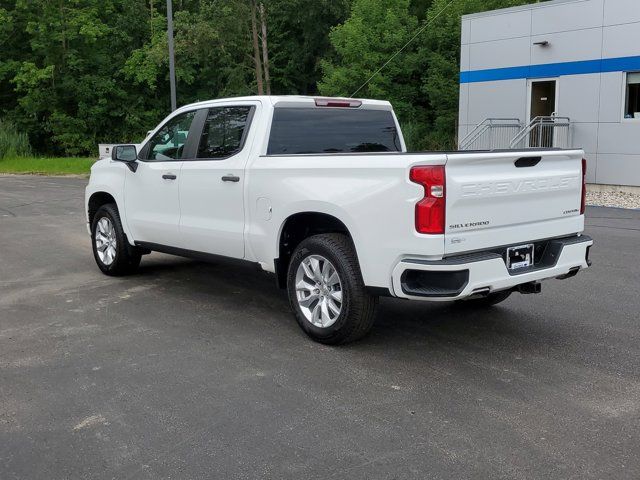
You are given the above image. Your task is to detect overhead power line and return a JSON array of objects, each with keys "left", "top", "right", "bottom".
[{"left": 351, "top": 0, "right": 458, "bottom": 98}]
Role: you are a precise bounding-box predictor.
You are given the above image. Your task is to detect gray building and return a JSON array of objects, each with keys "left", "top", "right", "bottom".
[{"left": 458, "top": 0, "right": 640, "bottom": 186}]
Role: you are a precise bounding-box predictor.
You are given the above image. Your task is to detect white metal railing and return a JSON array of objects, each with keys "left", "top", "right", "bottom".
[
  {"left": 509, "top": 115, "right": 572, "bottom": 149},
  {"left": 459, "top": 118, "right": 523, "bottom": 150}
]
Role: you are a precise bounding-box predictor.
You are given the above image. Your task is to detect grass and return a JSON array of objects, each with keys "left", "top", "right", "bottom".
[
  {"left": 0, "top": 156, "right": 95, "bottom": 175},
  {"left": 0, "top": 120, "right": 32, "bottom": 159}
]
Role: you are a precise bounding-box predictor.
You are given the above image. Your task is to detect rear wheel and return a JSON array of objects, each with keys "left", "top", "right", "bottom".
[
  {"left": 91, "top": 204, "right": 141, "bottom": 276},
  {"left": 287, "top": 234, "right": 378, "bottom": 345}
]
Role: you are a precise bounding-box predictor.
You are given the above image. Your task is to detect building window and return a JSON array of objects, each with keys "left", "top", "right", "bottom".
[{"left": 625, "top": 72, "right": 640, "bottom": 119}]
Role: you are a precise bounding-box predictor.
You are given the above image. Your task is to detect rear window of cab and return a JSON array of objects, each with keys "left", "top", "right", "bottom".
[{"left": 267, "top": 107, "right": 401, "bottom": 155}]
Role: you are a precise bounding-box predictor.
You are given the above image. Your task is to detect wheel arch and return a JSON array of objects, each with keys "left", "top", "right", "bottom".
[
  {"left": 275, "top": 211, "right": 357, "bottom": 289},
  {"left": 87, "top": 191, "right": 119, "bottom": 226}
]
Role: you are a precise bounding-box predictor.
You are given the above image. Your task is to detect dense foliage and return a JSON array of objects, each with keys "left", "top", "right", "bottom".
[
  {"left": 0, "top": 119, "right": 31, "bottom": 158},
  {"left": 0, "top": 0, "right": 538, "bottom": 155}
]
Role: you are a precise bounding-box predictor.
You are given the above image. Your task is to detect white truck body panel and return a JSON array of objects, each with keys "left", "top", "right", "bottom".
[
  {"left": 444, "top": 150, "right": 585, "bottom": 254},
  {"left": 245, "top": 152, "right": 447, "bottom": 287},
  {"left": 124, "top": 159, "right": 183, "bottom": 246}
]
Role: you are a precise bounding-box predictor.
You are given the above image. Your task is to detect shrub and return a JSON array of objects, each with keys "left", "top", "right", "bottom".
[{"left": 0, "top": 119, "right": 32, "bottom": 159}]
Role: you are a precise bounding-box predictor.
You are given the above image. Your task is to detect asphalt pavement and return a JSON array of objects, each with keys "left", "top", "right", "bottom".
[{"left": 1, "top": 175, "right": 639, "bottom": 479}]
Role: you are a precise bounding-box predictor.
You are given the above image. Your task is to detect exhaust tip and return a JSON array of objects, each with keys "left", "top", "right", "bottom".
[{"left": 556, "top": 267, "right": 580, "bottom": 280}]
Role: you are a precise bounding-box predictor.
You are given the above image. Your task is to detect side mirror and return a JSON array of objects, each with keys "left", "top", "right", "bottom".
[{"left": 111, "top": 144, "right": 138, "bottom": 172}]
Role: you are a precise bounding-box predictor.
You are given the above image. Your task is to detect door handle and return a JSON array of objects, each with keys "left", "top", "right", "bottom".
[
  {"left": 162, "top": 173, "right": 177, "bottom": 180},
  {"left": 221, "top": 175, "right": 240, "bottom": 183}
]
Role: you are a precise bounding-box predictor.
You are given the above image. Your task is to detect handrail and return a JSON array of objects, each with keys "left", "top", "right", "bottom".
[
  {"left": 509, "top": 115, "right": 571, "bottom": 149},
  {"left": 459, "top": 118, "right": 522, "bottom": 150}
]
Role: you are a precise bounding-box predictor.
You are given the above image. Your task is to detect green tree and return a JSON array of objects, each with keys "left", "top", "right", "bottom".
[
  {"left": 319, "top": 0, "right": 541, "bottom": 150},
  {"left": 1, "top": 0, "right": 152, "bottom": 154},
  {"left": 318, "top": 0, "right": 424, "bottom": 125},
  {"left": 419, "top": 0, "right": 536, "bottom": 149},
  {"left": 265, "top": 0, "right": 351, "bottom": 95},
  {"left": 124, "top": 0, "right": 255, "bottom": 106}
]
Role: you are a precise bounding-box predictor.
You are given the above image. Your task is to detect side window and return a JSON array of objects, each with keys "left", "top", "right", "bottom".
[
  {"left": 145, "top": 111, "right": 196, "bottom": 161},
  {"left": 197, "top": 106, "right": 253, "bottom": 159},
  {"left": 625, "top": 72, "right": 640, "bottom": 119}
]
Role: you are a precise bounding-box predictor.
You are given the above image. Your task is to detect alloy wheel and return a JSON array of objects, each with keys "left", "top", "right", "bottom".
[
  {"left": 95, "top": 217, "right": 117, "bottom": 266},
  {"left": 295, "top": 254, "right": 343, "bottom": 328}
]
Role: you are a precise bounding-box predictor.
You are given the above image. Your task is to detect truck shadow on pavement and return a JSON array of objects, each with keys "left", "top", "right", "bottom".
[{"left": 130, "top": 254, "right": 563, "bottom": 356}]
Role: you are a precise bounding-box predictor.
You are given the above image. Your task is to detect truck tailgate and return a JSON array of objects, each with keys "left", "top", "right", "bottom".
[{"left": 444, "top": 150, "right": 585, "bottom": 255}]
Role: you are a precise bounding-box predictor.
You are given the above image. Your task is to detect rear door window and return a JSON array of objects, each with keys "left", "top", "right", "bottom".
[
  {"left": 196, "top": 106, "right": 253, "bottom": 160},
  {"left": 267, "top": 108, "right": 401, "bottom": 155}
]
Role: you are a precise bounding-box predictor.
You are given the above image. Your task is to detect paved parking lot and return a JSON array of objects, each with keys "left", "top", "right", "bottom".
[{"left": 1, "top": 175, "right": 639, "bottom": 479}]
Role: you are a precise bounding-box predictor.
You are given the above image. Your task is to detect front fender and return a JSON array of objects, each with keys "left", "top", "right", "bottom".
[{"left": 85, "top": 160, "right": 132, "bottom": 241}]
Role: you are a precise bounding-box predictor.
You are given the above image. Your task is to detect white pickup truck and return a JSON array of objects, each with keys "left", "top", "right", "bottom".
[{"left": 85, "top": 96, "right": 592, "bottom": 344}]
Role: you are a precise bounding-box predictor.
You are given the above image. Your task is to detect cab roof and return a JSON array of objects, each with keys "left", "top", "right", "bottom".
[{"left": 175, "top": 95, "right": 393, "bottom": 112}]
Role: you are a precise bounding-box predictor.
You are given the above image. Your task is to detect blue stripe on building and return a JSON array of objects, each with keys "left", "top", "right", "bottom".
[{"left": 460, "top": 55, "right": 640, "bottom": 84}]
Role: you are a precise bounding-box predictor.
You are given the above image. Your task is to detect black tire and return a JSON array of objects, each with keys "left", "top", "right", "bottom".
[
  {"left": 286, "top": 233, "right": 378, "bottom": 345},
  {"left": 458, "top": 290, "right": 512, "bottom": 307},
  {"left": 91, "top": 203, "right": 141, "bottom": 276}
]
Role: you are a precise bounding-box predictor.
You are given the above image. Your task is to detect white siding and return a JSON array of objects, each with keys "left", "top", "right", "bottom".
[
  {"left": 458, "top": 83, "right": 470, "bottom": 130},
  {"left": 585, "top": 153, "right": 597, "bottom": 183},
  {"left": 531, "top": 0, "right": 604, "bottom": 34},
  {"left": 571, "top": 123, "right": 600, "bottom": 154},
  {"left": 530, "top": 29, "right": 603, "bottom": 65},
  {"left": 557, "top": 74, "right": 602, "bottom": 123},
  {"left": 598, "top": 123, "right": 640, "bottom": 155},
  {"left": 466, "top": 80, "right": 527, "bottom": 125},
  {"left": 468, "top": 10, "right": 531, "bottom": 43},
  {"left": 596, "top": 154, "right": 640, "bottom": 186},
  {"left": 469, "top": 37, "right": 531, "bottom": 70},
  {"left": 603, "top": 0, "right": 640, "bottom": 26},
  {"left": 460, "top": 43, "right": 470, "bottom": 72},
  {"left": 598, "top": 72, "right": 624, "bottom": 123},
  {"left": 461, "top": 19, "right": 471, "bottom": 45},
  {"left": 602, "top": 22, "right": 640, "bottom": 59}
]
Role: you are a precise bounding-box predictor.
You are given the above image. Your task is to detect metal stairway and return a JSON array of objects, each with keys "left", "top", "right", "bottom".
[
  {"left": 459, "top": 118, "right": 522, "bottom": 150},
  {"left": 509, "top": 115, "right": 572, "bottom": 149},
  {"left": 460, "top": 115, "right": 572, "bottom": 151}
]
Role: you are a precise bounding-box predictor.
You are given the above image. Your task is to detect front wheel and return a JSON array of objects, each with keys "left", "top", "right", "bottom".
[
  {"left": 91, "top": 203, "right": 141, "bottom": 276},
  {"left": 287, "top": 234, "right": 378, "bottom": 345}
]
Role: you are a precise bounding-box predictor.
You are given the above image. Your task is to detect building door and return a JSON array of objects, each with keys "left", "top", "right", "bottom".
[{"left": 528, "top": 79, "right": 557, "bottom": 147}]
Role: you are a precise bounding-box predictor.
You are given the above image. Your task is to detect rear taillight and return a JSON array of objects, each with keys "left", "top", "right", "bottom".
[
  {"left": 410, "top": 165, "right": 446, "bottom": 234},
  {"left": 580, "top": 158, "right": 587, "bottom": 215}
]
